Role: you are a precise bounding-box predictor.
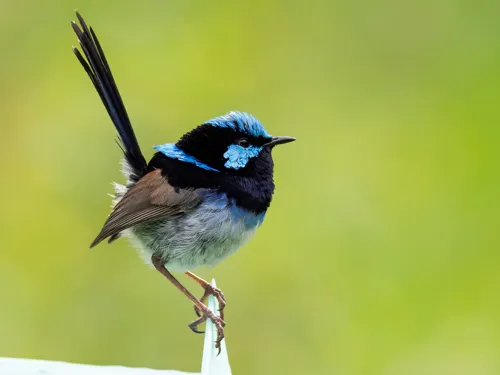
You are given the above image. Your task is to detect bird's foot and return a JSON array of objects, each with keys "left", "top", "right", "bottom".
[
  {"left": 188, "top": 305, "right": 226, "bottom": 354},
  {"left": 150, "top": 260, "right": 226, "bottom": 353},
  {"left": 193, "top": 284, "right": 227, "bottom": 321}
]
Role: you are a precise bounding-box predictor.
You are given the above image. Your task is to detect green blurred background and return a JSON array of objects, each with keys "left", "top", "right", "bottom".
[{"left": 1, "top": 0, "right": 499, "bottom": 374}]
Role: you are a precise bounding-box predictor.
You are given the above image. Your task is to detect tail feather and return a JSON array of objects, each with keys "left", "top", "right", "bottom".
[{"left": 71, "top": 11, "right": 147, "bottom": 181}]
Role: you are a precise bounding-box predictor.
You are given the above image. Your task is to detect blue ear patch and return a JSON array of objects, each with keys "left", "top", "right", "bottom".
[
  {"left": 207, "top": 111, "right": 271, "bottom": 138},
  {"left": 223, "top": 144, "right": 263, "bottom": 170},
  {"left": 154, "top": 143, "right": 220, "bottom": 172}
]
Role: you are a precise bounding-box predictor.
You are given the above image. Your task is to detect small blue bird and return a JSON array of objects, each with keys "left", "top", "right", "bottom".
[{"left": 71, "top": 12, "right": 295, "bottom": 350}]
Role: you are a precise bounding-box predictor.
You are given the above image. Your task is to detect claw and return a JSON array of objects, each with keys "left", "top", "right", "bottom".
[
  {"left": 189, "top": 305, "right": 226, "bottom": 352},
  {"left": 193, "top": 304, "right": 202, "bottom": 318},
  {"left": 214, "top": 320, "right": 225, "bottom": 355},
  {"left": 188, "top": 315, "right": 207, "bottom": 334}
]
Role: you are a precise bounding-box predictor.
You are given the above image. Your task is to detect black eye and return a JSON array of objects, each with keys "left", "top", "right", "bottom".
[{"left": 238, "top": 138, "right": 250, "bottom": 148}]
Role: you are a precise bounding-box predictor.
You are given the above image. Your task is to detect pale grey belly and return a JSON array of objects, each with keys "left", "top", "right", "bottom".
[{"left": 125, "top": 203, "right": 262, "bottom": 272}]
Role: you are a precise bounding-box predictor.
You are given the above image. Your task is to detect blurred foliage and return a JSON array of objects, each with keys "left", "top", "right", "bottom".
[{"left": 1, "top": 0, "right": 499, "bottom": 374}]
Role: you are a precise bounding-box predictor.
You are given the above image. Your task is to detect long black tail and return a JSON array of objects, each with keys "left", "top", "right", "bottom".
[{"left": 71, "top": 12, "right": 147, "bottom": 182}]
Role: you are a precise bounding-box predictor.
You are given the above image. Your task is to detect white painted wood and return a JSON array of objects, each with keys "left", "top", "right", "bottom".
[
  {"left": 0, "top": 358, "right": 195, "bottom": 375},
  {"left": 201, "top": 280, "right": 231, "bottom": 375}
]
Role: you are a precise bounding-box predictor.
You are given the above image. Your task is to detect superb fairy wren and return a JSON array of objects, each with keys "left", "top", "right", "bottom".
[{"left": 71, "top": 12, "right": 295, "bottom": 351}]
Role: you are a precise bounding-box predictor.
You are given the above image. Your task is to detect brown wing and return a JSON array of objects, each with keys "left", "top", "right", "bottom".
[{"left": 90, "top": 169, "right": 203, "bottom": 248}]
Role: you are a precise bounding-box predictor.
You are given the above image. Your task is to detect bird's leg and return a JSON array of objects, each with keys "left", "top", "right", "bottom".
[
  {"left": 151, "top": 256, "right": 225, "bottom": 352},
  {"left": 185, "top": 271, "right": 227, "bottom": 321}
]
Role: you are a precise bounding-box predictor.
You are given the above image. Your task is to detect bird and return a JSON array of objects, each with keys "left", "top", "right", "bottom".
[{"left": 71, "top": 11, "right": 295, "bottom": 351}]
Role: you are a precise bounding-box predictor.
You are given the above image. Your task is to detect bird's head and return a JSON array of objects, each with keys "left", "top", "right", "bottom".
[{"left": 154, "top": 111, "right": 295, "bottom": 175}]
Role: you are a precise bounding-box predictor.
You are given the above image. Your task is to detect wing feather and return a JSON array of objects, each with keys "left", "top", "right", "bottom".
[{"left": 90, "top": 170, "right": 203, "bottom": 247}]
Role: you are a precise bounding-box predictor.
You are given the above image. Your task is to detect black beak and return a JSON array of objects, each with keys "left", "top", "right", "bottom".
[{"left": 263, "top": 136, "right": 296, "bottom": 147}]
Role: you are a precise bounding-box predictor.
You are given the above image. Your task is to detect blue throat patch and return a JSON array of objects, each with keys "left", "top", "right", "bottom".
[
  {"left": 223, "top": 144, "right": 263, "bottom": 170},
  {"left": 153, "top": 144, "right": 220, "bottom": 172},
  {"left": 207, "top": 111, "right": 271, "bottom": 138}
]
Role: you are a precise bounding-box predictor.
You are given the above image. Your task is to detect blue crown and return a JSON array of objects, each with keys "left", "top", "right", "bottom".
[{"left": 206, "top": 111, "right": 271, "bottom": 138}]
